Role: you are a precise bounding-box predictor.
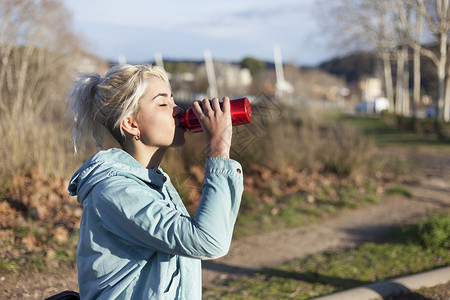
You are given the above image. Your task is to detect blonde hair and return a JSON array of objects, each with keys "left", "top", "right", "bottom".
[{"left": 67, "top": 64, "right": 170, "bottom": 152}]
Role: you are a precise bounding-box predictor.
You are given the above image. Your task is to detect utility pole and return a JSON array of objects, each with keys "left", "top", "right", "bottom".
[
  {"left": 118, "top": 54, "right": 126, "bottom": 65},
  {"left": 273, "top": 45, "right": 285, "bottom": 87},
  {"left": 204, "top": 49, "right": 218, "bottom": 99},
  {"left": 154, "top": 52, "right": 164, "bottom": 69},
  {"left": 273, "top": 45, "right": 293, "bottom": 103}
]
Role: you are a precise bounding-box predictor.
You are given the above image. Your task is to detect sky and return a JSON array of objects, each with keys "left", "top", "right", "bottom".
[{"left": 62, "top": 0, "right": 340, "bottom": 66}]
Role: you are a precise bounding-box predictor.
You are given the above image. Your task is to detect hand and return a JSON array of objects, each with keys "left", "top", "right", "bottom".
[{"left": 191, "top": 97, "right": 232, "bottom": 158}]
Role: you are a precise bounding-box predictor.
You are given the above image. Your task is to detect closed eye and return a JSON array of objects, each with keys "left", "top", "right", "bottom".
[{"left": 152, "top": 92, "right": 173, "bottom": 101}]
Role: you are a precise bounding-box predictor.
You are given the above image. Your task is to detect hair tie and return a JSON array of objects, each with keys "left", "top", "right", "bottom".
[{"left": 98, "top": 76, "right": 104, "bottom": 85}]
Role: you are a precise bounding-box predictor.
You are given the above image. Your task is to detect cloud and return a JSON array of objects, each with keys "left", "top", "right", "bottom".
[
  {"left": 178, "top": 2, "right": 316, "bottom": 42},
  {"left": 63, "top": 0, "right": 335, "bottom": 65},
  {"left": 233, "top": 3, "right": 310, "bottom": 21}
]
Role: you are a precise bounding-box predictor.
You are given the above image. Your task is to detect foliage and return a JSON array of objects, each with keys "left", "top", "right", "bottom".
[
  {"left": 240, "top": 57, "right": 266, "bottom": 76},
  {"left": 319, "top": 52, "right": 378, "bottom": 84},
  {"left": 164, "top": 61, "right": 193, "bottom": 74},
  {"left": 381, "top": 112, "right": 450, "bottom": 141},
  {"left": 341, "top": 113, "right": 450, "bottom": 149},
  {"left": 395, "top": 214, "right": 450, "bottom": 252},
  {"left": 231, "top": 104, "right": 379, "bottom": 176},
  {"left": 386, "top": 186, "right": 412, "bottom": 198}
]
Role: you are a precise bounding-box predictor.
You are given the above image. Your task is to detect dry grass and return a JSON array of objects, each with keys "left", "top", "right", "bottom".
[
  {"left": 0, "top": 111, "right": 93, "bottom": 200},
  {"left": 160, "top": 103, "right": 398, "bottom": 219},
  {"left": 163, "top": 103, "right": 379, "bottom": 178},
  {"left": 1, "top": 101, "right": 401, "bottom": 206}
]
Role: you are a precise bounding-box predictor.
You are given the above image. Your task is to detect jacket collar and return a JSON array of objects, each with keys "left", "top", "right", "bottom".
[{"left": 68, "top": 148, "right": 168, "bottom": 198}]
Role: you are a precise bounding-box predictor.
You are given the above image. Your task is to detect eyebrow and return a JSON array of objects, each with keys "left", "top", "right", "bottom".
[{"left": 152, "top": 92, "right": 173, "bottom": 100}]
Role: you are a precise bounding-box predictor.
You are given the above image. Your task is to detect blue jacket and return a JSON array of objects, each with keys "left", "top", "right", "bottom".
[{"left": 68, "top": 148, "right": 243, "bottom": 299}]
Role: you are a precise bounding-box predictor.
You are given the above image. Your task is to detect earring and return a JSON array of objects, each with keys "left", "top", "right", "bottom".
[{"left": 134, "top": 133, "right": 140, "bottom": 141}]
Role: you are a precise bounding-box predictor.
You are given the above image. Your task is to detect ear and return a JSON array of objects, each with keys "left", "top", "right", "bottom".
[{"left": 121, "top": 117, "right": 139, "bottom": 136}]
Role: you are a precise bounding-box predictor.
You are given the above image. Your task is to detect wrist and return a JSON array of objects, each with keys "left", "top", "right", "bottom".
[{"left": 206, "top": 137, "right": 230, "bottom": 158}]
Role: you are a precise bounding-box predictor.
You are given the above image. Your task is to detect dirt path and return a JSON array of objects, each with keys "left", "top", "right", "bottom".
[{"left": 1, "top": 149, "right": 449, "bottom": 298}]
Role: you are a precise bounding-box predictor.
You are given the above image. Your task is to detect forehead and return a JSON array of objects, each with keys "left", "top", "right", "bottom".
[
  {"left": 146, "top": 75, "right": 168, "bottom": 85},
  {"left": 144, "top": 76, "right": 171, "bottom": 96}
]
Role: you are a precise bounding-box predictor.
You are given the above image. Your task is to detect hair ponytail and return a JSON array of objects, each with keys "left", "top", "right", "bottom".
[{"left": 67, "top": 73, "right": 106, "bottom": 153}]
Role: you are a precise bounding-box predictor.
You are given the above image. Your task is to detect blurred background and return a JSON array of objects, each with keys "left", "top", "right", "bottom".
[{"left": 0, "top": 0, "right": 449, "bottom": 298}]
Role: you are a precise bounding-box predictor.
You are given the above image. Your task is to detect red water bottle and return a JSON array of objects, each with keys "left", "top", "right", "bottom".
[{"left": 179, "top": 97, "right": 252, "bottom": 133}]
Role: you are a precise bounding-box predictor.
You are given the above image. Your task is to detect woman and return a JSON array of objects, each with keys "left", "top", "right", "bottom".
[{"left": 67, "top": 64, "right": 243, "bottom": 299}]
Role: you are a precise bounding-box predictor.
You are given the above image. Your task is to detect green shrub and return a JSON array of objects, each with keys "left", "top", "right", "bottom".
[
  {"left": 395, "top": 214, "right": 450, "bottom": 251},
  {"left": 386, "top": 186, "right": 412, "bottom": 198}
]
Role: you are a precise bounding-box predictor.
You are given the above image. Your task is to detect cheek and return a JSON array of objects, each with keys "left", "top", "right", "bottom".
[
  {"left": 140, "top": 112, "right": 175, "bottom": 141},
  {"left": 139, "top": 109, "right": 163, "bottom": 128}
]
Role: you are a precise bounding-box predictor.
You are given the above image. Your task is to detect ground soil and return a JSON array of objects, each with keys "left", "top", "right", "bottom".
[{"left": 1, "top": 147, "right": 449, "bottom": 299}]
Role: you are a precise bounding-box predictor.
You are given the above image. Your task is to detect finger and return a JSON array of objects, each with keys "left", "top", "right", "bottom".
[
  {"left": 221, "top": 96, "right": 230, "bottom": 113},
  {"left": 211, "top": 97, "right": 221, "bottom": 112},
  {"left": 202, "top": 98, "right": 212, "bottom": 114},
  {"left": 191, "top": 101, "right": 204, "bottom": 119}
]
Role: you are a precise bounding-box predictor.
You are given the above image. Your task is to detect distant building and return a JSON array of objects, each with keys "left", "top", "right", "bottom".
[
  {"left": 195, "top": 61, "right": 253, "bottom": 97},
  {"left": 360, "top": 77, "right": 382, "bottom": 101},
  {"left": 356, "top": 77, "right": 390, "bottom": 114}
]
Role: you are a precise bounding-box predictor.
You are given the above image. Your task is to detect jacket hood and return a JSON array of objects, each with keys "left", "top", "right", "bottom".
[{"left": 68, "top": 148, "right": 167, "bottom": 203}]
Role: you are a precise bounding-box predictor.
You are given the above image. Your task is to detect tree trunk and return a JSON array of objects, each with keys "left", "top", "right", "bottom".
[
  {"left": 382, "top": 51, "right": 394, "bottom": 112},
  {"left": 436, "top": 31, "right": 447, "bottom": 122},
  {"left": 412, "top": 45, "right": 420, "bottom": 122},
  {"left": 445, "top": 60, "right": 450, "bottom": 122},
  {"left": 396, "top": 48, "right": 404, "bottom": 114},
  {"left": 402, "top": 45, "right": 410, "bottom": 116},
  {"left": 411, "top": 9, "right": 422, "bottom": 121}
]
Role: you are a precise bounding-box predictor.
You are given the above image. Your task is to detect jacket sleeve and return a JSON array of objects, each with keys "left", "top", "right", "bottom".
[{"left": 92, "top": 157, "right": 243, "bottom": 259}]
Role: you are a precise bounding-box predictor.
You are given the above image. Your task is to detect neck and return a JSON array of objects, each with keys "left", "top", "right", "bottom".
[{"left": 124, "top": 144, "right": 167, "bottom": 169}]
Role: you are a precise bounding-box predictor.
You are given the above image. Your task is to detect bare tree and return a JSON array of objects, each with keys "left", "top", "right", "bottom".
[
  {"left": 395, "top": 0, "right": 450, "bottom": 123},
  {"left": 395, "top": 43, "right": 408, "bottom": 115},
  {"left": 321, "top": 0, "right": 399, "bottom": 112},
  {"left": 321, "top": 0, "right": 450, "bottom": 124},
  {"left": 392, "top": 1, "right": 413, "bottom": 117},
  {"left": 0, "top": 0, "right": 87, "bottom": 177},
  {"left": 393, "top": 0, "right": 424, "bottom": 121},
  {"left": 415, "top": 0, "right": 449, "bottom": 122},
  {"left": 412, "top": 6, "right": 423, "bottom": 120},
  {"left": 0, "top": 0, "right": 84, "bottom": 125}
]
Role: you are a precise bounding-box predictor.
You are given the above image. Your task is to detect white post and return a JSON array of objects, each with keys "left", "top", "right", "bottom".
[
  {"left": 118, "top": 54, "right": 126, "bottom": 65},
  {"left": 154, "top": 52, "right": 164, "bottom": 69},
  {"left": 273, "top": 45, "right": 285, "bottom": 85},
  {"left": 204, "top": 49, "right": 218, "bottom": 99},
  {"left": 273, "top": 45, "right": 293, "bottom": 102}
]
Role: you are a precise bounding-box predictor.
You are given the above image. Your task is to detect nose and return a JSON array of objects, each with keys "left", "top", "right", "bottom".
[{"left": 172, "top": 104, "right": 185, "bottom": 118}]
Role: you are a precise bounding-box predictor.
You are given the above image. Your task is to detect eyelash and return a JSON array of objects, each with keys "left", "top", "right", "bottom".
[{"left": 158, "top": 95, "right": 173, "bottom": 107}]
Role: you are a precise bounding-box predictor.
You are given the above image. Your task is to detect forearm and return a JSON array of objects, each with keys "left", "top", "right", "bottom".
[{"left": 192, "top": 157, "right": 243, "bottom": 258}]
